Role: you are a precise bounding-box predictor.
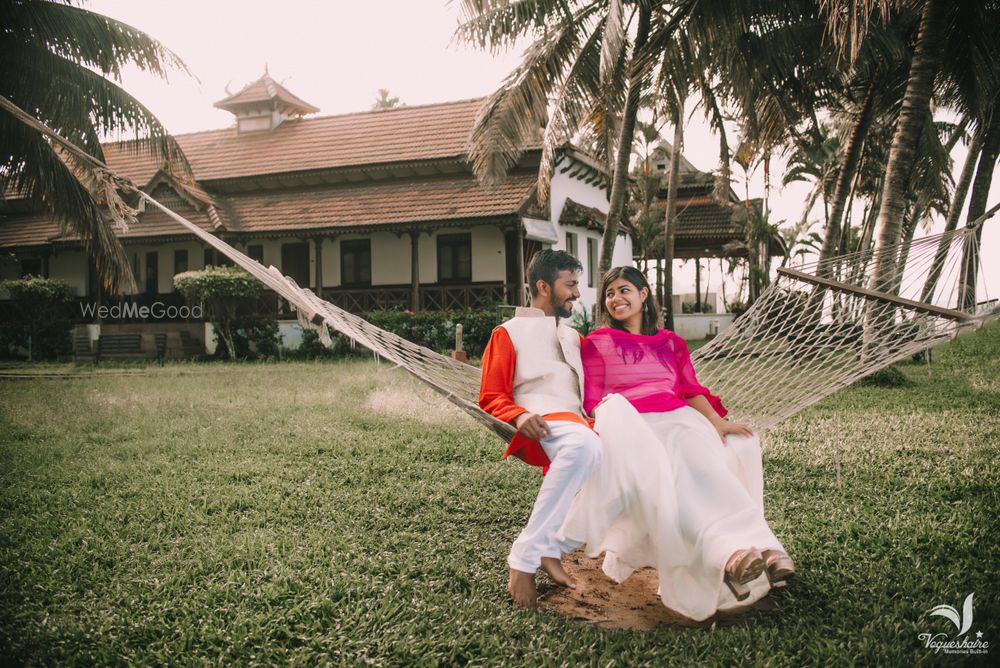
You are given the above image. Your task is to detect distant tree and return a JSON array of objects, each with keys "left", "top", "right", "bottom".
[
  {"left": 372, "top": 89, "right": 402, "bottom": 110},
  {"left": 1, "top": 0, "right": 188, "bottom": 294}
]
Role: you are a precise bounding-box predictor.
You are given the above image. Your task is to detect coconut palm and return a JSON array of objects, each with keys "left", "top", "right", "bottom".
[
  {"left": 1, "top": 0, "right": 187, "bottom": 294},
  {"left": 456, "top": 0, "right": 734, "bottom": 275}
]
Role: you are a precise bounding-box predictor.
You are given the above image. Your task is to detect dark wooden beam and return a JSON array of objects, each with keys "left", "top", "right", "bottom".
[{"left": 776, "top": 267, "right": 973, "bottom": 322}]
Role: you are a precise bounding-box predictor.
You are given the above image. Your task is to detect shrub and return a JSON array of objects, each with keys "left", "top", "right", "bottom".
[
  {"left": 175, "top": 266, "right": 265, "bottom": 360},
  {"left": 364, "top": 309, "right": 500, "bottom": 358},
  {"left": 213, "top": 317, "right": 281, "bottom": 360},
  {"left": 0, "top": 277, "right": 73, "bottom": 360}
]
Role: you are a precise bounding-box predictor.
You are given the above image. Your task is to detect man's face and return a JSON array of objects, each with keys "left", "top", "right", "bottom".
[{"left": 548, "top": 269, "right": 580, "bottom": 318}]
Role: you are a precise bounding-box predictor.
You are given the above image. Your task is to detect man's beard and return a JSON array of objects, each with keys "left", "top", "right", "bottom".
[{"left": 552, "top": 295, "right": 575, "bottom": 319}]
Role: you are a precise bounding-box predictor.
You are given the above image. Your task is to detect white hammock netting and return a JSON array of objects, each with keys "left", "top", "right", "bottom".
[
  {"left": 3, "top": 93, "right": 996, "bottom": 440},
  {"left": 139, "top": 189, "right": 997, "bottom": 436}
]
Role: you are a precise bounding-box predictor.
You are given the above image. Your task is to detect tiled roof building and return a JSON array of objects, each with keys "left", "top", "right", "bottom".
[{"left": 1, "top": 73, "right": 636, "bottom": 323}]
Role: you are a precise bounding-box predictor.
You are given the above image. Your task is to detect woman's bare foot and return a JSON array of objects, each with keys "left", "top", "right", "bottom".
[
  {"left": 540, "top": 556, "right": 577, "bottom": 589},
  {"left": 508, "top": 568, "right": 538, "bottom": 609}
]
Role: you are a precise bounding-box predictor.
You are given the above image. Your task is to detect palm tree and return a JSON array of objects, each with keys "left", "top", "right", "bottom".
[
  {"left": 455, "top": 0, "right": 704, "bottom": 273},
  {"left": 372, "top": 89, "right": 402, "bottom": 110},
  {"left": 1, "top": 0, "right": 187, "bottom": 294}
]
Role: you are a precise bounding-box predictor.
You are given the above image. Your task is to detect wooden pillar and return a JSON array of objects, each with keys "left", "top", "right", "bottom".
[
  {"left": 409, "top": 229, "right": 420, "bottom": 311},
  {"left": 516, "top": 224, "right": 526, "bottom": 306},
  {"left": 313, "top": 236, "right": 323, "bottom": 294}
]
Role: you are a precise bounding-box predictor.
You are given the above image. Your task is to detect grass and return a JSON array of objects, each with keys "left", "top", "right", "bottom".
[{"left": 1, "top": 323, "right": 998, "bottom": 666}]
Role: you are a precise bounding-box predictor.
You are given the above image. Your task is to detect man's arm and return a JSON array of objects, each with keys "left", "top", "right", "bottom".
[{"left": 479, "top": 327, "right": 550, "bottom": 440}]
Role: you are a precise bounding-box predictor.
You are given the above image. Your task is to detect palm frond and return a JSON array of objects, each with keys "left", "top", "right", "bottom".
[
  {"left": 0, "top": 101, "right": 135, "bottom": 293},
  {"left": 452, "top": 0, "right": 581, "bottom": 51},
  {"left": 468, "top": 3, "right": 600, "bottom": 185}
]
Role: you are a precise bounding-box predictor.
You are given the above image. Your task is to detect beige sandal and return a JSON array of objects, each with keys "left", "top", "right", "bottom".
[
  {"left": 763, "top": 549, "right": 795, "bottom": 587},
  {"left": 724, "top": 547, "right": 765, "bottom": 601}
]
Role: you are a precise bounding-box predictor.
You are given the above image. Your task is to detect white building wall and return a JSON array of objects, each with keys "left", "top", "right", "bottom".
[
  {"left": 471, "top": 226, "right": 505, "bottom": 282},
  {"left": 49, "top": 250, "right": 88, "bottom": 296},
  {"left": 322, "top": 238, "right": 339, "bottom": 287},
  {"left": 418, "top": 233, "right": 437, "bottom": 283},
  {"left": 547, "top": 156, "right": 633, "bottom": 309},
  {"left": 371, "top": 231, "right": 410, "bottom": 285}
]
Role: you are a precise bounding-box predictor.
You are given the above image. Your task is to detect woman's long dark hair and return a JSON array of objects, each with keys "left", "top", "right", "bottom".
[{"left": 597, "top": 266, "right": 661, "bottom": 336}]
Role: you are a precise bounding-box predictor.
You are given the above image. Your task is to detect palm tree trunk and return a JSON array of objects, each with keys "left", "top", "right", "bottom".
[
  {"left": 919, "top": 128, "right": 985, "bottom": 302},
  {"left": 869, "top": 0, "right": 949, "bottom": 293},
  {"left": 820, "top": 84, "right": 876, "bottom": 269},
  {"left": 662, "top": 100, "right": 684, "bottom": 331},
  {"left": 959, "top": 112, "right": 1000, "bottom": 309},
  {"left": 598, "top": 2, "right": 652, "bottom": 273}
]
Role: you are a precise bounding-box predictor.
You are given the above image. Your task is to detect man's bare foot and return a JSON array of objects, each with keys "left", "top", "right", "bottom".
[
  {"left": 540, "top": 556, "right": 577, "bottom": 589},
  {"left": 508, "top": 568, "right": 538, "bottom": 609}
]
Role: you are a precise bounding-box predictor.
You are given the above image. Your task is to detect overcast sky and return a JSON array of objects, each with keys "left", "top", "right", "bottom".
[{"left": 87, "top": 0, "right": 997, "bottom": 302}]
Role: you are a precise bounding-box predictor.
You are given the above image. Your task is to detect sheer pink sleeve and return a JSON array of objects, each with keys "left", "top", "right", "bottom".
[
  {"left": 581, "top": 335, "right": 607, "bottom": 416},
  {"left": 673, "top": 333, "right": 728, "bottom": 417}
]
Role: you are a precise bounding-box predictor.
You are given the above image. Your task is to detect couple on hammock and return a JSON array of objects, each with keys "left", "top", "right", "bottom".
[{"left": 479, "top": 250, "right": 794, "bottom": 620}]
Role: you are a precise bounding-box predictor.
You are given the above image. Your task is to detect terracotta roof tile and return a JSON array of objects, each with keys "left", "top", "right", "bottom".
[
  {"left": 225, "top": 173, "right": 535, "bottom": 232},
  {"left": 0, "top": 202, "right": 217, "bottom": 249},
  {"left": 103, "top": 98, "right": 490, "bottom": 184},
  {"left": 0, "top": 173, "right": 534, "bottom": 249},
  {"left": 214, "top": 73, "right": 319, "bottom": 114},
  {"left": 0, "top": 214, "right": 63, "bottom": 248}
]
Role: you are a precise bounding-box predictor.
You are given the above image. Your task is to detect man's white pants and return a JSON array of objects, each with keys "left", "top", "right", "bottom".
[{"left": 508, "top": 421, "right": 602, "bottom": 574}]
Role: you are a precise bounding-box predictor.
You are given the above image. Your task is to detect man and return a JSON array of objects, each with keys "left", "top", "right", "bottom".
[{"left": 479, "top": 249, "right": 602, "bottom": 609}]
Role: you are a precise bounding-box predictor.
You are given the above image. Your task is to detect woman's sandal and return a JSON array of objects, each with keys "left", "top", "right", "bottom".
[
  {"left": 762, "top": 549, "right": 795, "bottom": 587},
  {"left": 723, "top": 547, "right": 765, "bottom": 601}
]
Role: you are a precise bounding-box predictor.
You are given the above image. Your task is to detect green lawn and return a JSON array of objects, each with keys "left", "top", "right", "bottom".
[{"left": 1, "top": 324, "right": 998, "bottom": 666}]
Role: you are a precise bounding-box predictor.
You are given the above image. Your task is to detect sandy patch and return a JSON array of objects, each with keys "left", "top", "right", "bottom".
[
  {"left": 366, "top": 380, "right": 470, "bottom": 425},
  {"left": 539, "top": 550, "right": 776, "bottom": 631}
]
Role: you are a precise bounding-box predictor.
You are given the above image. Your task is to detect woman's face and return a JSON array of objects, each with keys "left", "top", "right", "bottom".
[{"left": 605, "top": 276, "right": 648, "bottom": 331}]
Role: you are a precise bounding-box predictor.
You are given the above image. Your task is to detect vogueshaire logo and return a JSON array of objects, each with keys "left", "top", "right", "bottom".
[
  {"left": 80, "top": 301, "right": 203, "bottom": 320},
  {"left": 918, "top": 593, "right": 990, "bottom": 655}
]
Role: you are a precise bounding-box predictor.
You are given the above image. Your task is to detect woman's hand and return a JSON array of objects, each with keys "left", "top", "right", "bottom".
[{"left": 715, "top": 420, "right": 754, "bottom": 443}]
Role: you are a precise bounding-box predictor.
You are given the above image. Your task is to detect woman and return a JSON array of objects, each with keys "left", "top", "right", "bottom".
[{"left": 559, "top": 266, "right": 793, "bottom": 621}]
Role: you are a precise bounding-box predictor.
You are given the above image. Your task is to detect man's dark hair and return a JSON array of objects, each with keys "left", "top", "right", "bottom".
[{"left": 526, "top": 249, "right": 583, "bottom": 296}]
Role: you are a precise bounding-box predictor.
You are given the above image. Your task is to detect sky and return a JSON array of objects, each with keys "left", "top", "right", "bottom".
[{"left": 87, "top": 0, "right": 998, "bottom": 306}]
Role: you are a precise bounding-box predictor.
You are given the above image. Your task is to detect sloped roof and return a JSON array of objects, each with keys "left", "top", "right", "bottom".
[
  {"left": 558, "top": 198, "right": 607, "bottom": 232},
  {"left": 223, "top": 173, "right": 535, "bottom": 233},
  {"left": 0, "top": 173, "right": 534, "bottom": 248},
  {"left": 0, "top": 215, "right": 63, "bottom": 248},
  {"left": 675, "top": 196, "right": 743, "bottom": 240},
  {"left": 214, "top": 72, "right": 319, "bottom": 115},
  {"left": 102, "top": 98, "right": 490, "bottom": 185}
]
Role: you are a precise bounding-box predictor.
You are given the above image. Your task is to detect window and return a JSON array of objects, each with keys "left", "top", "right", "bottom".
[
  {"left": 281, "top": 242, "right": 310, "bottom": 287},
  {"left": 174, "top": 249, "right": 188, "bottom": 275},
  {"left": 203, "top": 248, "right": 232, "bottom": 268},
  {"left": 340, "top": 239, "right": 371, "bottom": 287},
  {"left": 587, "top": 238, "right": 597, "bottom": 288},
  {"left": 145, "top": 251, "right": 159, "bottom": 294},
  {"left": 437, "top": 233, "right": 472, "bottom": 283},
  {"left": 19, "top": 257, "right": 42, "bottom": 278},
  {"left": 247, "top": 244, "right": 264, "bottom": 264},
  {"left": 565, "top": 231, "right": 578, "bottom": 258}
]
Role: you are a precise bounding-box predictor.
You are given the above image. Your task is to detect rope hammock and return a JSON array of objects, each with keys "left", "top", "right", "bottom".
[{"left": 3, "top": 94, "right": 997, "bottom": 438}]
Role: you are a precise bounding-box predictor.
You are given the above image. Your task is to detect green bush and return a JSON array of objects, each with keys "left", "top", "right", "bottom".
[
  {"left": 364, "top": 309, "right": 500, "bottom": 357},
  {"left": 175, "top": 266, "right": 265, "bottom": 360},
  {"left": 0, "top": 277, "right": 73, "bottom": 360},
  {"left": 681, "top": 301, "right": 715, "bottom": 314},
  {"left": 214, "top": 317, "right": 281, "bottom": 360}
]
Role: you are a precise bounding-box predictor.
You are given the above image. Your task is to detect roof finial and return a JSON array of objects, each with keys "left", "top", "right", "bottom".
[{"left": 264, "top": 63, "right": 269, "bottom": 75}]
